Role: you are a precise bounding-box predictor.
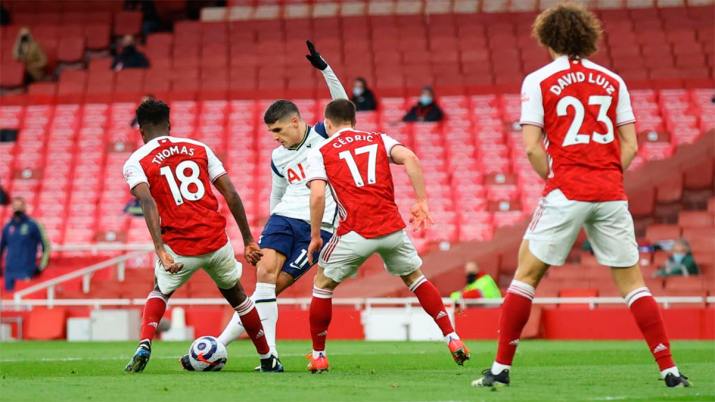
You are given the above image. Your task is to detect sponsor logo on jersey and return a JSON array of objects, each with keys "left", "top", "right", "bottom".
[{"left": 286, "top": 163, "right": 307, "bottom": 184}]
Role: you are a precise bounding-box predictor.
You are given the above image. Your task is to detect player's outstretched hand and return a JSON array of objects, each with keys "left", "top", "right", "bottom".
[
  {"left": 244, "top": 241, "right": 263, "bottom": 266},
  {"left": 307, "top": 236, "right": 324, "bottom": 265},
  {"left": 409, "top": 200, "right": 433, "bottom": 232},
  {"left": 158, "top": 249, "right": 184, "bottom": 274},
  {"left": 305, "top": 40, "right": 328, "bottom": 70}
]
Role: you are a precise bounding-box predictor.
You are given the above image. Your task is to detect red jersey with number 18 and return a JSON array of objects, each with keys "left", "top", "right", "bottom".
[
  {"left": 520, "top": 56, "right": 636, "bottom": 202},
  {"left": 306, "top": 128, "right": 406, "bottom": 238},
  {"left": 122, "top": 136, "right": 228, "bottom": 256}
]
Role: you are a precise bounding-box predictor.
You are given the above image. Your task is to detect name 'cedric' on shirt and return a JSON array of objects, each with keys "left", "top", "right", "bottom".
[{"left": 332, "top": 133, "right": 375, "bottom": 148}]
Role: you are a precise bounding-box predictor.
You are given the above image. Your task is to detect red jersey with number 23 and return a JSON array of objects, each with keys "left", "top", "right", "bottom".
[
  {"left": 520, "top": 56, "right": 636, "bottom": 201},
  {"left": 123, "top": 136, "right": 228, "bottom": 256},
  {"left": 306, "top": 128, "right": 406, "bottom": 238}
]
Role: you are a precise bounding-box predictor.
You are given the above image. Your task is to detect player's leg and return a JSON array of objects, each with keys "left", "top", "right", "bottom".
[
  {"left": 475, "top": 190, "right": 585, "bottom": 387},
  {"left": 206, "top": 242, "right": 281, "bottom": 371},
  {"left": 308, "top": 232, "right": 368, "bottom": 373},
  {"left": 587, "top": 202, "right": 689, "bottom": 387},
  {"left": 126, "top": 248, "right": 197, "bottom": 373},
  {"left": 216, "top": 269, "right": 293, "bottom": 347}
]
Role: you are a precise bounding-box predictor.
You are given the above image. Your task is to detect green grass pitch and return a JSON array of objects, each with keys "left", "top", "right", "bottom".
[{"left": 1, "top": 340, "right": 713, "bottom": 402}]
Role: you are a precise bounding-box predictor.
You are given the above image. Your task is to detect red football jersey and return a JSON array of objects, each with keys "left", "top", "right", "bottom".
[
  {"left": 306, "top": 129, "right": 406, "bottom": 238},
  {"left": 123, "top": 136, "right": 228, "bottom": 256},
  {"left": 520, "top": 56, "right": 636, "bottom": 201}
]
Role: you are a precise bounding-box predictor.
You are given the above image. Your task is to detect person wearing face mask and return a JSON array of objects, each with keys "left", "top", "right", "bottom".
[
  {"left": 0, "top": 197, "right": 51, "bottom": 291},
  {"left": 12, "top": 27, "right": 47, "bottom": 82},
  {"left": 450, "top": 261, "right": 502, "bottom": 311},
  {"left": 654, "top": 239, "right": 699, "bottom": 277},
  {"left": 112, "top": 35, "right": 150, "bottom": 71},
  {"left": 350, "top": 77, "right": 377, "bottom": 111},
  {"left": 402, "top": 86, "right": 444, "bottom": 122}
]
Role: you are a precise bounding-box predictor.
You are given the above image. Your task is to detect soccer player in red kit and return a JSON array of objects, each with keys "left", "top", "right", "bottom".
[
  {"left": 122, "top": 100, "right": 283, "bottom": 373},
  {"left": 304, "top": 99, "right": 470, "bottom": 372},
  {"left": 473, "top": 4, "right": 689, "bottom": 388}
]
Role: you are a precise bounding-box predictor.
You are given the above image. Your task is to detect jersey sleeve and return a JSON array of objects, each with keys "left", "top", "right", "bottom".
[
  {"left": 380, "top": 134, "right": 403, "bottom": 163},
  {"left": 269, "top": 168, "right": 287, "bottom": 213},
  {"left": 615, "top": 79, "right": 636, "bottom": 126},
  {"left": 519, "top": 73, "right": 544, "bottom": 128},
  {"left": 122, "top": 156, "right": 148, "bottom": 191},
  {"left": 205, "top": 145, "right": 228, "bottom": 182},
  {"left": 320, "top": 66, "right": 348, "bottom": 100},
  {"left": 305, "top": 148, "right": 328, "bottom": 184}
]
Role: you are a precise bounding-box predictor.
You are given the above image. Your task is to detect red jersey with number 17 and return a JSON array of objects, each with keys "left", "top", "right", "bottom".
[
  {"left": 520, "top": 56, "right": 636, "bottom": 202},
  {"left": 306, "top": 128, "right": 406, "bottom": 238},
  {"left": 122, "top": 136, "right": 228, "bottom": 256}
]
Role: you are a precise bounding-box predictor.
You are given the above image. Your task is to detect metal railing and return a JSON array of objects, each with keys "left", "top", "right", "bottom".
[
  {"left": 4, "top": 296, "right": 713, "bottom": 310},
  {"left": 12, "top": 250, "right": 152, "bottom": 307},
  {"left": 53, "top": 243, "right": 153, "bottom": 254}
]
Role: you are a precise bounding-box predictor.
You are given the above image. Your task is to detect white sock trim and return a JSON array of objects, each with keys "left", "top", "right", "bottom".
[
  {"left": 660, "top": 366, "right": 680, "bottom": 379},
  {"left": 312, "top": 350, "right": 326, "bottom": 359},
  {"left": 444, "top": 332, "right": 459, "bottom": 343},
  {"left": 147, "top": 290, "right": 168, "bottom": 302},
  {"left": 408, "top": 275, "right": 428, "bottom": 292},
  {"left": 312, "top": 287, "right": 333, "bottom": 299},
  {"left": 491, "top": 361, "right": 511, "bottom": 375},
  {"left": 624, "top": 287, "right": 651, "bottom": 308},
  {"left": 507, "top": 279, "right": 535, "bottom": 300},
  {"left": 235, "top": 298, "right": 255, "bottom": 316}
]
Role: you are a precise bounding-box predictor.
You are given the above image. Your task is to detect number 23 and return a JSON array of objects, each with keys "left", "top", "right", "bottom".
[{"left": 557, "top": 95, "right": 614, "bottom": 147}]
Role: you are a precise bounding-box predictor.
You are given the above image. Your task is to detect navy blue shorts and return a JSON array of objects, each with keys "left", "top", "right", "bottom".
[{"left": 259, "top": 215, "right": 333, "bottom": 279}]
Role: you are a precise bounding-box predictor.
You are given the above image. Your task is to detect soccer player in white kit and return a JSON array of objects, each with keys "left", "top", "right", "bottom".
[
  {"left": 181, "top": 41, "right": 347, "bottom": 368},
  {"left": 473, "top": 3, "right": 688, "bottom": 388}
]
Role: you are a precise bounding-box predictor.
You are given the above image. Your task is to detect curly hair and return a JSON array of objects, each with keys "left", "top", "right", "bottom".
[
  {"left": 532, "top": 2, "right": 602, "bottom": 59},
  {"left": 135, "top": 99, "right": 170, "bottom": 128}
]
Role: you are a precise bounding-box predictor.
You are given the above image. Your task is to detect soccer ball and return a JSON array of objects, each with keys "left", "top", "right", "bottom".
[{"left": 188, "top": 336, "right": 228, "bottom": 371}]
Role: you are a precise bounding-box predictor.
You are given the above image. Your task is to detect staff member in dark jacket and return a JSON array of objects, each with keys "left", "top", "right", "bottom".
[
  {"left": 0, "top": 197, "right": 50, "bottom": 291},
  {"left": 402, "top": 86, "right": 444, "bottom": 122},
  {"left": 351, "top": 77, "right": 377, "bottom": 111}
]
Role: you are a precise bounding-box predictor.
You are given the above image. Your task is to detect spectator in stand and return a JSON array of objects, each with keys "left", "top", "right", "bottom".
[
  {"left": 112, "top": 35, "right": 150, "bottom": 71},
  {"left": 0, "top": 197, "right": 51, "bottom": 291},
  {"left": 654, "top": 239, "right": 699, "bottom": 277},
  {"left": 351, "top": 77, "right": 377, "bottom": 111},
  {"left": 450, "top": 261, "right": 501, "bottom": 311},
  {"left": 12, "top": 27, "right": 47, "bottom": 82},
  {"left": 402, "top": 86, "right": 444, "bottom": 122},
  {"left": 0, "top": 4, "right": 10, "bottom": 26},
  {"left": 0, "top": 182, "right": 8, "bottom": 205}
]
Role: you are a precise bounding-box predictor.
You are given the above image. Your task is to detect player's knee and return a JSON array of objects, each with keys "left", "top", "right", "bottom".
[
  {"left": 400, "top": 269, "right": 424, "bottom": 287},
  {"left": 314, "top": 269, "right": 338, "bottom": 290}
]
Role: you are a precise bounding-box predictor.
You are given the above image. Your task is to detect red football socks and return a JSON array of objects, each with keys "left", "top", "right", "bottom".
[
  {"left": 139, "top": 291, "right": 168, "bottom": 342},
  {"left": 626, "top": 287, "right": 675, "bottom": 371},
  {"left": 410, "top": 276, "right": 455, "bottom": 336},
  {"left": 495, "top": 280, "right": 535, "bottom": 366},
  {"left": 310, "top": 287, "right": 334, "bottom": 352},
  {"left": 235, "top": 298, "right": 270, "bottom": 356}
]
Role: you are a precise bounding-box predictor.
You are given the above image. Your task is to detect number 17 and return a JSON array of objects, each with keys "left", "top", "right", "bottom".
[{"left": 338, "top": 144, "right": 378, "bottom": 187}]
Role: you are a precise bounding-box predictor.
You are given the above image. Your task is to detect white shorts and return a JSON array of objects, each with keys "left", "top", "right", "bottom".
[
  {"left": 155, "top": 241, "right": 242, "bottom": 294},
  {"left": 524, "top": 190, "right": 639, "bottom": 267},
  {"left": 319, "top": 230, "right": 423, "bottom": 283}
]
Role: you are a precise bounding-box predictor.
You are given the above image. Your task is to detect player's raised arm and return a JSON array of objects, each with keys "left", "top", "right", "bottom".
[
  {"left": 213, "top": 175, "right": 262, "bottom": 266},
  {"left": 523, "top": 125, "right": 550, "bottom": 179},
  {"left": 131, "top": 183, "right": 183, "bottom": 274},
  {"left": 389, "top": 142, "right": 433, "bottom": 231},
  {"left": 305, "top": 40, "right": 348, "bottom": 100}
]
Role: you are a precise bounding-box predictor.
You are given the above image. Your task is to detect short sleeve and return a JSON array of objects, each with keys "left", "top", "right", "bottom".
[
  {"left": 305, "top": 148, "right": 327, "bottom": 185},
  {"left": 205, "top": 145, "right": 227, "bottom": 182},
  {"left": 615, "top": 79, "right": 636, "bottom": 126},
  {"left": 380, "top": 134, "right": 403, "bottom": 163},
  {"left": 519, "top": 73, "right": 544, "bottom": 127},
  {"left": 122, "top": 157, "right": 148, "bottom": 190}
]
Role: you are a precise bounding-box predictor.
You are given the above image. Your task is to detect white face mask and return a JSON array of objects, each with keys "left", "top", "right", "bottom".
[
  {"left": 419, "top": 95, "right": 432, "bottom": 106},
  {"left": 672, "top": 252, "right": 686, "bottom": 264},
  {"left": 353, "top": 87, "right": 364, "bottom": 97}
]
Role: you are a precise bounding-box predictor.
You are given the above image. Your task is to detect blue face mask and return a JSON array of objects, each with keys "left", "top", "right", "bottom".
[
  {"left": 353, "top": 87, "right": 364, "bottom": 97},
  {"left": 419, "top": 95, "right": 432, "bottom": 106},
  {"left": 672, "top": 253, "right": 686, "bottom": 264}
]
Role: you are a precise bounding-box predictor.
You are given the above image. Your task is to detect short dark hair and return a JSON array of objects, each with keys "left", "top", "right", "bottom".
[
  {"left": 324, "top": 99, "right": 356, "bottom": 126},
  {"left": 264, "top": 100, "right": 300, "bottom": 125},
  {"left": 135, "top": 99, "right": 170, "bottom": 127},
  {"left": 533, "top": 2, "right": 602, "bottom": 58}
]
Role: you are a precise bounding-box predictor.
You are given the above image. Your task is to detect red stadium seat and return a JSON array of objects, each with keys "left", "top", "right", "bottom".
[
  {"left": 113, "top": 11, "right": 142, "bottom": 36},
  {"left": 0, "top": 61, "right": 24, "bottom": 88},
  {"left": 645, "top": 224, "right": 681, "bottom": 243}
]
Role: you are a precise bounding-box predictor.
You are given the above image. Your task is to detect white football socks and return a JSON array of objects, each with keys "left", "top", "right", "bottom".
[
  {"left": 661, "top": 366, "right": 680, "bottom": 379},
  {"left": 253, "top": 282, "right": 278, "bottom": 357},
  {"left": 312, "top": 350, "right": 326, "bottom": 359},
  {"left": 491, "top": 361, "right": 511, "bottom": 375},
  {"left": 217, "top": 308, "right": 245, "bottom": 346}
]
